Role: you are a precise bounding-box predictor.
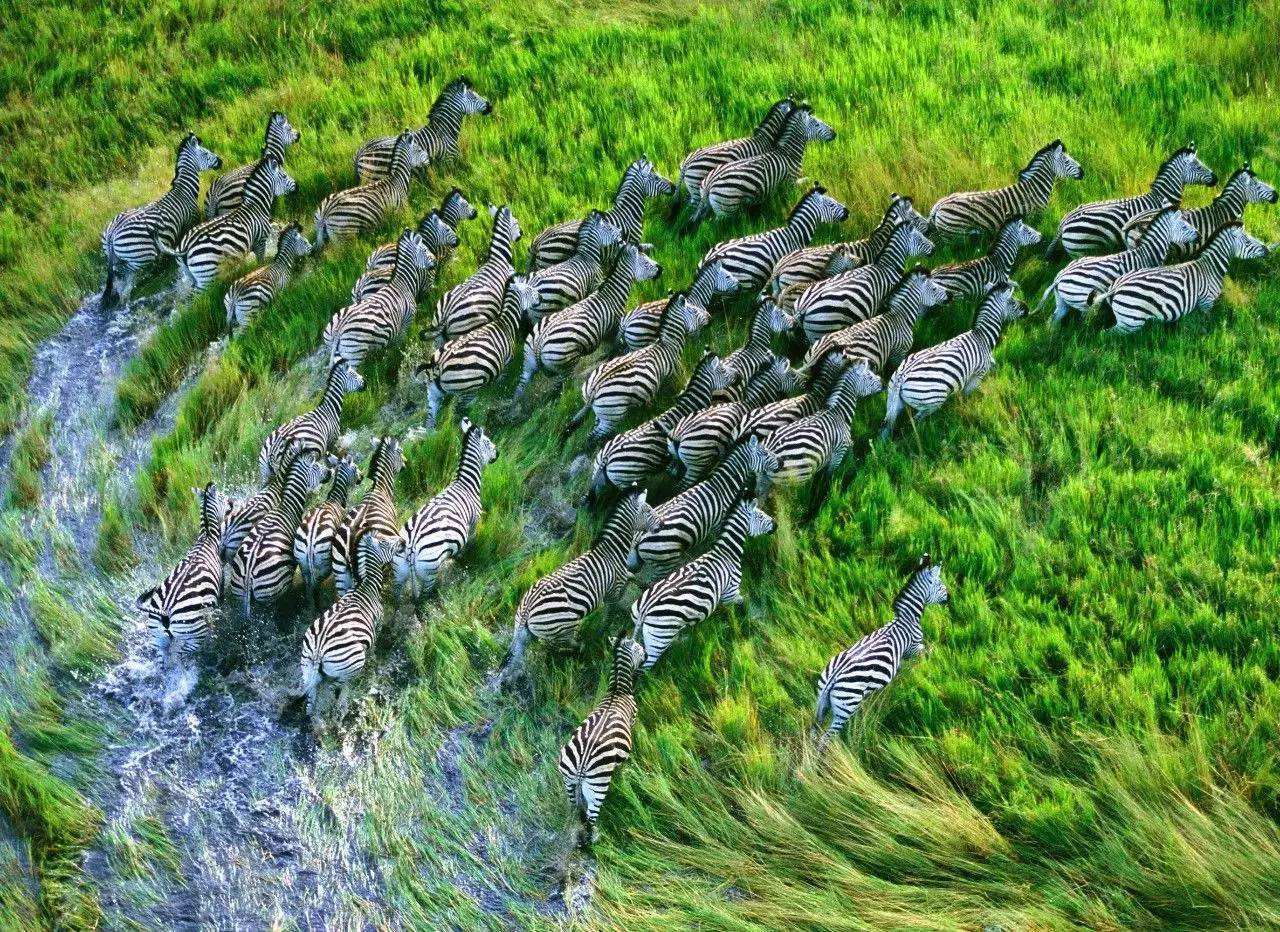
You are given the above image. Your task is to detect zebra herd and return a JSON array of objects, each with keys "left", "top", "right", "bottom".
[{"left": 113, "top": 86, "right": 1275, "bottom": 844}]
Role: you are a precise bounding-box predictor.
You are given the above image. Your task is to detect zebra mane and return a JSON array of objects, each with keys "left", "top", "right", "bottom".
[
  {"left": 1220, "top": 164, "right": 1256, "bottom": 193},
  {"left": 432, "top": 78, "right": 470, "bottom": 117},
  {"left": 262, "top": 112, "right": 283, "bottom": 151},
  {"left": 1019, "top": 139, "right": 1063, "bottom": 181},
  {"left": 1159, "top": 142, "right": 1197, "bottom": 171}
]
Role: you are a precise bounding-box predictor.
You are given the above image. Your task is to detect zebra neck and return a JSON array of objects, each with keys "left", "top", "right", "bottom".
[
  {"left": 782, "top": 204, "right": 821, "bottom": 250},
  {"left": 597, "top": 512, "right": 638, "bottom": 555},
  {"left": 171, "top": 159, "right": 204, "bottom": 206},
  {"left": 1204, "top": 184, "right": 1247, "bottom": 226},
  {"left": 607, "top": 187, "right": 646, "bottom": 241},
  {"left": 425, "top": 102, "right": 464, "bottom": 146},
  {"left": 748, "top": 310, "right": 774, "bottom": 348},
  {"left": 487, "top": 225, "right": 515, "bottom": 265},
  {"left": 990, "top": 233, "right": 1021, "bottom": 271},
  {"left": 828, "top": 387, "right": 860, "bottom": 425},
  {"left": 278, "top": 484, "right": 312, "bottom": 528},
  {"left": 1015, "top": 167, "right": 1056, "bottom": 212},
  {"left": 240, "top": 177, "right": 277, "bottom": 216},
  {"left": 1194, "top": 237, "right": 1233, "bottom": 277},
  {"left": 973, "top": 313, "right": 1007, "bottom": 349},
  {"left": 889, "top": 599, "right": 925, "bottom": 640},
  {"left": 712, "top": 514, "right": 750, "bottom": 563},
  {"left": 687, "top": 269, "right": 716, "bottom": 309},
  {"left": 262, "top": 133, "right": 289, "bottom": 162},
  {"left": 1133, "top": 225, "right": 1172, "bottom": 263},
  {"left": 598, "top": 263, "right": 635, "bottom": 310},
  {"left": 608, "top": 664, "right": 636, "bottom": 698},
  {"left": 318, "top": 377, "right": 348, "bottom": 419},
  {"left": 326, "top": 478, "right": 353, "bottom": 506},
  {"left": 661, "top": 377, "right": 716, "bottom": 425},
  {"left": 889, "top": 290, "right": 926, "bottom": 327},
  {"left": 454, "top": 451, "right": 486, "bottom": 494},
  {"left": 873, "top": 234, "right": 910, "bottom": 272},
  {"left": 863, "top": 215, "right": 898, "bottom": 257},
  {"left": 355, "top": 568, "right": 388, "bottom": 600},
  {"left": 1148, "top": 164, "right": 1187, "bottom": 203}
]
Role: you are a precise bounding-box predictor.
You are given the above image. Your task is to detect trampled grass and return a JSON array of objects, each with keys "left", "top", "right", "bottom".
[{"left": 2, "top": 0, "right": 1279, "bottom": 926}]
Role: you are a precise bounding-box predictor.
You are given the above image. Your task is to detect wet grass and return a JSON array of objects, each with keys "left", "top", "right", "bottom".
[
  {"left": 3, "top": 411, "right": 52, "bottom": 511},
  {"left": 2, "top": 0, "right": 1280, "bottom": 926}
]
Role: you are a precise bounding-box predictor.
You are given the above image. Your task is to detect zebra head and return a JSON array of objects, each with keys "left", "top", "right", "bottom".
[
  {"left": 1022, "top": 140, "right": 1084, "bottom": 182},
  {"left": 828, "top": 362, "right": 884, "bottom": 410},
  {"left": 265, "top": 158, "right": 297, "bottom": 197},
  {"left": 1170, "top": 142, "right": 1217, "bottom": 188},
  {"left": 290, "top": 452, "right": 331, "bottom": 496},
  {"left": 582, "top": 210, "right": 625, "bottom": 250},
  {"left": 266, "top": 110, "right": 302, "bottom": 150},
  {"left": 459, "top": 417, "right": 499, "bottom": 467},
  {"left": 193, "top": 481, "right": 227, "bottom": 537},
  {"left": 358, "top": 532, "right": 406, "bottom": 575},
  {"left": 277, "top": 222, "right": 312, "bottom": 260},
  {"left": 489, "top": 204, "right": 523, "bottom": 243},
  {"left": 736, "top": 490, "right": 778, "bottom": 539},
  {"left": 673, "top": 292, "right": 710, "bottom": 336},
  {"left": 744, "top": 435, "right": 780, "bottom": 497},
  {"left": 689, "top": 349, "right": 736, "bottom": 396},
  {"left": 695, "top": 259, "right": 741, "bottom": 302},
  {"left": 765, "top": 356, "right": 803, "bottom": 396},
  {"left": 978, "top": 280, "right": 1028, "bottom": 328},
  {"left": 328, "top": 355, "right": 365, "bottom": 398},
  {"left": 1220, "top": 223, "right": 1270, "bottom": 261},
  {"left": 368, "top": 437, "right": 406, "bottom": 490},
  {"left": 395, "top": 228, "right": 436, "bottom": 273},
  {"left": 796, "top": 184, "right": 850, "bottom": 225},
  {"left": 1231, "top": 163, "right": 1279, "bottom": 205},
  {"left": 1145, "top": 204, "right": 1199, "bottom": 249},
  {"left": 801, "top": 109, "right": 837, "bottom": 143},
  {"left": 615, "top": 486, "right": 653, "bottom": 542},
  {"left": 504, "top": 276, "right": 540, "bottom": 321},
  {"left": 889, "top": 265, "right": 948, "bottom": 316},
  {"left": 897, "top": 220, "right": 935, "bottom": 259},
  {"left": 445, "top": 76, "right": 493, "bottom": 116},
  {"left": 764, "top": 297, "right": 796, "bottom": 335},
  {"left": 615, "top": 242, "right": 661, "bottom": 283},
  {"left": 886, "top": 193, "right": 928, "bottom": 232},
  {"left": 640, "top": 159, "right": 677, "bottom": 197},
  {"left": 909, "top": 553, "right": 950, "bottom": 607},
  {"left": 1002, "top": 216, "right": 1043, "bottom": 251},
  {"left": 178, "top": 132, "right": 222, "bottom": 173},
  {"left": 419, "top": 211, "right": 461, "bottom": 256},
  {"left": 441, "top": 187, "right": 479, "bottom": 224},
  {"left": 392, "top": 131, "right": 430, "bottom": 171},
  {"left": 328, "top": 452, "right": 362, "bottom": 495}
]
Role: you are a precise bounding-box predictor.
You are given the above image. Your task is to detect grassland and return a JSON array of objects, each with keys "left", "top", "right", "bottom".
[{"left": 2, "top": 0, "right": 1280, "bottom": 927}]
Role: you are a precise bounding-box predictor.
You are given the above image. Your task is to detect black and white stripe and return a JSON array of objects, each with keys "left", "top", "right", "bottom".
[
  {"left": 524, "top": 211, "right": 624, "bottom": 322},
  {"left": 1054, "top": 143, "right": 1216, "bottom": 256},
  {"left": 392, "top": 418, "right": 497, "bottom": 600},
  {"left": 713, "top": 298, "right": 794, "bottom": 401},
  {"left": 736, "top": 356, "right": 844, "bottom": 444},
  {"left": 815, "top": 554, "right": 949, "bottom": 749},
  {"left": 315, "top": 132, "right": 426, "bottom": 248},
  {"left": 631, "top": 493, "right": 775, "bottom": 670},
  {"left": 294, "top": 453, "right": 362, "bottom": 608},
  {"left": 353, "top": 78, "right": 491, "bottom": 182},
  {"left": 930, "top": 218, "right": 1042, "bottom": 302},
  {"left": 332, "top": 437, "right": 405, "bottom": 595},
  {"left": 258, "top": 357, "right": 365, "bottom": 483},
  {"left": 678, "top": 97, "right": 794, "bottom": 210},
  {"left": 135, "top": 483, "right": 227, "bottom": 661},
  {"left": 355, "top": 189, "right": 476, "bottom": 301},
  {"left": 793, "top": 221, "right": 935, "bottom": 343},
  {"left": 529, "top": 159, "right": 675, "bottom": 270},
  {"left": 432, "top": 205, "right": 522, "bottom": 344},
  {"left": 1094, "top": 223, "right": 1269, "bottom": 334},
  {"left": 225, "top": 222, "right": 312, "bottom": 331},
  {"left": 325, "top": 230, "right": 435, "bottom": 367},
  {"left": 221, "top": 449, "right": 297, "bottom": 563},
  {"left": 928, "top": 140, "right": 1083, "bottom": 238},
  {"left": 881, "top": 281, "right": 1027, "bottom": 438},
  {"left": 171, "top": 157, "right": 295, "bottom": 293},
  {"left": 615, "top": 259, "right": 734, "bottom": 352},
  {"left": 100, "top": 133, "right": 222, "bottom": 308},
  {"left": 205, "top": 111, "right": 301, "bottom": 218}
]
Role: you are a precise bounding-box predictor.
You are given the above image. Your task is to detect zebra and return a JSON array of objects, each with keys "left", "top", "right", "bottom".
[
  {"left": 169, "top": 157, "right": 295, "bottom": 294},
  {"left": 100, "top": 132, "right": 222, "bottom": 308},
  {"left": 615, "top": 259, "right": 734, "bottom": 352},
  {"left": 626, "top": 435, "right": 779, "bottom": 577},
  {"left": 770, "top": 193, "right": 927, "bottom": 300},
  {"left": 135, "top": 483, "right": 227, "bottom": 663},
  {"left": 815, "top": 554, "right": 949, "bottom": 750},
  {"left": 586, "top": 351, "right": 734, "bottom": 503},
  {"left": 315, "top": 132, "right": 427, "bottom": 248},
  {"left": 557, "top": 634, "right": 647, "bottom": 842},
  {"left": 503, "top": 489, "right": 652, "bottom": 688},
  {"left": 298, "top": 533, "right": 405, "bottom": 719},
  {"left": 802, "top": 266, "right": 948, "bottom": 384},
  {"left": 929, "top": 217, "right": 1042, "bottom": 302},
  {"left": 698, "top": 185, "right": 850, "bottom": 298},
  {"left": 1092, "top": 223, "right": 1269, "bottom": 334},
  {"left": 567, "top": 292, "right": 701, "bottom": 443},
  {"left": 224, "top": 222, "right": 312, "bottom": 331},
  {"left": 524, "top": 211, "right": 624, "bottom": 322},
  {"left": 631, "top": 492, "right": 775, "bottom": 671},
  {"left": 880, "top": 281, "right": 1028, "bottom": 438},
  {"left": 227, "top": 452, "right": 329, "bottom": 616},
  {"left": 712, "top": 298, "right": 794, "bottom": 401},
  {"left": 1122, "top": 163, "right": 1278, "bottom": 260},
  {"left": 1040, "top": 204, "right": 1198, "bottom": 324},
  {"left": 793, "top": 220, "right": 935, "bottom": 343},
  {"left": 324, "top": 230, "right": 435, "bottom": 367},
  {"left": 1052, "top": 143, "right": 1217, "bottom": 256},
  {"left": 928, "top": 140, "right": 1084, "bottom": 238},
  {"left": 418, "top": 277, "right": 539, "bottom": 428},
  {"left": 519, "top": 243, "right": 661, "bottom": 398},
  {"left": 694, "top": 106, "right": 837, "bottom": 223},
  {"left": 740, "top": 355, "right": 803, "bottom": 406},
  {"left": 353, "top": 78, "right": 492, "bottom": 182},
  {"left": 392, "top": 418, "right": 497, "bottom": 601},
  {"left": 332, "top": 437, "right": 405, "bottom": 596},
  {"left": 221, "top": 446, "right": 300, "bottom": 562},
  {"left": 529, "top": 159, "right": 675, "bottom": 270},
  {"left": 258, "top": 356, "right": 364, "bottom": 483},
  {"left": 354, "top": 189, "right": 476, "bottom": 301},
  {"left": 432, "top": 205, "right": 521, "bottom": 344},
  {"left": 678, "top": 97, "right": 794, "bottom": 210},
  {"left": 294, "top": 453, "right": 362, "bottom": 609},
  {"left": 736, "top": 353, "right": 846, "bottom": 443},
  {"left": 205, "top": 111, "right": 301, "bottom": 218}
]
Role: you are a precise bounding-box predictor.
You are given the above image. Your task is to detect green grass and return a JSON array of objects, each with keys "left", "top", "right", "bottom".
[
  {"left": 3, "top": 0, "right": 1280, "bottom": 926},
  {"left": 3, "top": 411, "right": 52, "bottom": 511}
]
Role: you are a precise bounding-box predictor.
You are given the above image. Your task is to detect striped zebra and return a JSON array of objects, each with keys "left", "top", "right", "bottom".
[
  {"left": 503, "top": 489, "right": 652, "bottom": 688},
  {"left": 794, "top": 221, "right": 935, "bottom": 343},
  {"left": 519, "top": 243, "right": 661, "bottom": 398},
  {"left": 258, "top": 357, "right": 364, "bottom": 482},
  {"left": 631, "top": 492, "right": 775, "bottom": 671},
  {"left": 1093, "top": 223, "right": 1269, "bottom": 334},
  {"left": 930, "top": 217, "right": 1042, "bottom": 302},
  {"left": 928, "top": 140, "right": 1084, "bottom": 238},
  {"left": 694, "top": 107, "right": 836, "bottom": 222},
  {"left": 135, "top": 483, "right": 227, "bottom": 663},
  {"left": 525, "top": 211, "right": 624, "bottom": 322},
  {"left": 224, "top": 222, "right": 312, "bottom": 331},
  {"left": 815, "top": 554, "right": 949, "bottom": 749},
  {"left": 881, "top": 281, "right": 1027, "bottom": 438},
  {"left": 332, "top": 437, "right": 405, "bottom": 596},
  {"left": 221, "top": 448, "right": 298, "bottom": 562},
  {"left": 586, "top": 351, "right": 734, "bottom": 504},
  {"left": 205, "top": 111, "right": 301, "bottom": 218},
  {"left": 737, "top": 353, "right": 846, "bottom": 443},
  {"left": 713, "top": 298, "right": 794, "bottom": 401},
  {"left": 529, "top": 159, "right": 675, "bottom": 270},
  {"left": 803, "top": 266, "right": 947, "bottom": 385},
  {"left": 1052, "top": 143, "right": 1216, "bottom": 256},
  {"left": 1041, "top": 204, "right": 1198, "bottom": 324},
  {"left": 432, "top": 205, "right": 522, "bottom": 344},
  {"left": 355, "top": 189, "right": 476, "bottom": 301},
  {"left": 294, "top": 453, "right": 362, "bottom": 609},
  {"left": 228, "top": 452, "right": 329, "bottom": 615},
  {"left": 557, "top": 634, "right": 647, "bottom": 841},
  {"left": 698, "top": 185, "right": 850, "bottom": 298},
  {"left": 616, "top": 259, "right": 734, "bottom": 352},
  {"left": 100, "top": 133, "right": 222, "bottom": 308},
  {"left": 419, "top": 277, "right": 538, "bottom": 428},
  {"left": 1122, "top": 163, "right": 1278, "bottom": 259},
  {"left": 678, "top": 97, "right": 794, "bottom": 211},
  {"left": 353, "top": 78, "right": 492, "bottom": 183},
  {"left": 298, "top": 533, "right": 405, "bottom": 718},
  {"left": 315, "top": 132, "right": 426, "bottom": 248},
  {"left": 392, "top": 418, "right": 497, "bottom": 601},
  {"left": 324, "top": 230, "right": 434, "bottom": 367},
  {"left": 626, "top": 435, "right": 779, "bottom": 577},
  {"left": 567, "top": 292, "right": 701, "bottom": 443},
  {"left": 740, "top": 355, "right": 803, "bottom": 406},
  {"left": 771, "top": 193, "right": 927, "bottom": 301},
  {"left": 169, "top": 157, "right": 295, "bottom": 294}
]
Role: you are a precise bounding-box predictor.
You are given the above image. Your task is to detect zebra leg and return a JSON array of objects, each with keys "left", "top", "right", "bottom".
[
  {"left": 426, "top": 383, "right": 444, "bottom": 429},
  {"left": 879, "top": 390, "right": 905, "bottom": 440},
  {"left": 815, "top": 711, "right": 849, "bottom": 752},
  {"left": 515, "top": 351, "right": 538, "bottom": 401},
  {"left": 561, "top": 405, "right": 590, "bottom": 440},
  {"left": 803, "top": 465, "right": 835, "bottom": 523}
]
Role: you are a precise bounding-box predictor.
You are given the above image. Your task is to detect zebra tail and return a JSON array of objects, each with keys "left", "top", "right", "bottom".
[
  {"left": 562, "top": 405, "right": 589, "bottom": 440},
  {"left": 101, "top": 261, "right": 119, "bottom": 309},
  {"left": 1091, "top": 290, "right": 1117, "bottom": 331},
  {"left": 879, "top": 373, "right": 904, "bottom": 440},
  {"left": 1042, "top": 235, "right": 1064, "bottom": 260},
  {"left": 498, "top": 622, "right": 532, "bottom": 691},
  {"left": 314, "top": 214, "right": 329, "bottom": 250},
  {"left": 1036, "top": 281, "right": 1056, "bottom": 312},
  {"left": 814, "top": 682, "right": 832, "bottom": 735}
]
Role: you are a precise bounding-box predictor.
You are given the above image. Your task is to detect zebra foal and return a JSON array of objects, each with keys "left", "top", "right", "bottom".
[
  {"left": 224, "top": 222, "right": 312, "bottom": 332},
  {"left": 205, "top": 111, "right": 301, "bottom": 218}
]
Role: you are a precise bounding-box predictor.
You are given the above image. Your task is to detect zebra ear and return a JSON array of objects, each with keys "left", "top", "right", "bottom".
[{"left": 919, "top": 552, "right": 933, "bottom": 568}]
